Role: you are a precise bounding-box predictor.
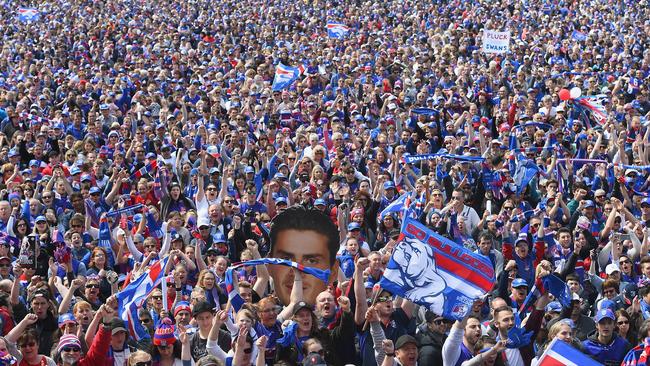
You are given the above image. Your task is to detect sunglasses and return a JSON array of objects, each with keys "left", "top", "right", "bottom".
[
  {"left": 157, "top": 345, "right": 171, "bottom": 350},
  {"left": 152, "top": 296, "right": 163, "bottom": 301},
  {"left": 86, "top": 284, "right": 99, "bottom": 289},
  {"left": 617, "top": 320, "right": 629, "bottom": 325},
  {"left": 62, "top": 347, "right": 81, "bottom": 353},
  {"left": 376, "top": 296, "right": 392, "bottom": 303},
  {"left": 134, "top": 362, "right": 152, "bottom": 366}
]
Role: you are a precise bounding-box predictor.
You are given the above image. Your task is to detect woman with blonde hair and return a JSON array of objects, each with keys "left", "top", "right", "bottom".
[{"left": 531, "top": 319, "right": 581, "bottom": 365}]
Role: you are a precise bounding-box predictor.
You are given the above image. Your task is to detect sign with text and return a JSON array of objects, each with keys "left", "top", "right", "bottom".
[{"left": 482, "top": 30, "right": 511, "bottom": 54}]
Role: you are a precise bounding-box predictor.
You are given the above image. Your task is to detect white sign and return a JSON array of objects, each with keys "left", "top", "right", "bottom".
[{"left": 482, "top": 30, "right": 511, "bottom": 54}]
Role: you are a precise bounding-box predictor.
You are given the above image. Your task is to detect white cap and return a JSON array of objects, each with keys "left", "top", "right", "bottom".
[{"left": 605, "top": 263, "right": 620, "bottom": 275}]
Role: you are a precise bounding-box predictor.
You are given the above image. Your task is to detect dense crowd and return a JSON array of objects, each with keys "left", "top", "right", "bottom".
[{"left": 0, "top": 0, "right": 650, "bottom": 365}]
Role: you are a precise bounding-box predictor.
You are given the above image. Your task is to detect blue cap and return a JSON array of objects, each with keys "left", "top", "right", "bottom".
[
  {"left": 190, "top": 168, "right": 199, "bottom": 176},
  {"left": 583, "top": 200, "right": 595, "bottom": 208},
  {"left": 133, "top": 214, "right": 143, "bottom": 223},
  {"left": 213, "top": 232, "right": 226, "bottom": 243},
  {"left": 599, "top": 299, "right": 616, "bottom": 312},
  {"left": 383, "top": 181, "right": 396, "bottom": 190},
  {"left": 29, "top": 159, "right": 40, "bottom": 167},
  {"left": 641, "top": 197, "right": 650, "bottom": 206},
  {"left": 348, "top": 222, "right": 361, "bottom": 231},
  {"left": 35, "top": 215, "right": 46, "bottom": 223},
  {"left": 277, "top": 163, "right": 288, "bottom": 170},
  {"left": 99, "top": 104, "right": 109, "bottom": 110},
  {"left": 171, "top": 232, "right": 183, "bottom": 242},
  {"left": 80, "top": 174, "right": 92, "bottom": 182},
  {"left": 58, "top": 313, "right": 78, "bottom": 327},
  {"left": 7, "top": 149, "right": 18, "bottom": 157},
  {"left": 594, "top": 308, "right": 615, "bottom": 322},
  {"left": 274, "top": 172, "right": 286, "bottom": 180},
  {"left": 314, "top": 198, "right": 326, "bottom": 206},
  {"left": 53, "top": 123, "right": 64, "bottom": 130},
  {"left": 244, "top": 166, "right": 255, "bottom": 174},
  {"left": 209, "top": 167, "right": 219, "bottom": 175},
  {"left": 275, "top": 196, "right": 288, "bottom": 205},
  {"left": 89, "top": 187, "right": 101, "bottom": 194},
  {"left": 70, "top": 166, "right": 81, "bottom": 175},
  {"left": 545, "top": 301, "right": 562, "bottom": 313},
  {"left": 512, "top": 278, "right": 528, "bottom": 288}
]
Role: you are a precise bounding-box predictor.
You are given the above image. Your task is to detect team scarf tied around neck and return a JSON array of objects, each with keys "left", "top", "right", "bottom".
[{"left": 224, "top": 258, "right": 331, "bottom": 312}]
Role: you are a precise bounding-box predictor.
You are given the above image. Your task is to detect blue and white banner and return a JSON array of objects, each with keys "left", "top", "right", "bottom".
[
  {"left": 116, "top": 256, "right": 170, "bottom": 341},
  {"left": 326, "top": 23, "right": 350, "bottom": 39},
  {"left": 17, "top": 7, "right": 40, "bottom": 23},
  {"left": 379, "top": 217, "right": 495, "bottom": 319},
  {"left": 402, "top": 153, "right": 485, "bottom": 164},
  {"left": 272, "top": 63, "right": 304, "bottom": 91}
]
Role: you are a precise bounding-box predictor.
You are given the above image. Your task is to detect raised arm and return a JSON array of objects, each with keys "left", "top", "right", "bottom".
[{"left": 354, "top": 257, "right": 369, "bottom": 325}]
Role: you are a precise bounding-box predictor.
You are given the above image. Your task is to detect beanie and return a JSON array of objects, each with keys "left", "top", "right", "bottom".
[{"left": 153, "top": 318, "right": 176, "bottom": 346}]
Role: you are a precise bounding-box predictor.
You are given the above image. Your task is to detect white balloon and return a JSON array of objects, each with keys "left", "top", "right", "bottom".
[{"left": 570, "top": 87, "right": 582, "bottom": 99}]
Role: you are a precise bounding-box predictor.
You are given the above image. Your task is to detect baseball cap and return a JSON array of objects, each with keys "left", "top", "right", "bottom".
[
  {"left": 275, "top": 196, "right": 288, "bottom": 206},
  {"left": 110, "top": 318, "right": 128, "bottom": 335},
  {"left": 89, "top": 187, "right": 101, "bottom": 195},
  {"left": 292, "top": 301, "right": 313, "bottom": 316},
  {"left": 641, "top": 197, "right": 650, "bottom": 207},
  {"left": 213, "top": 233, "right": 226, "bottom": 244},
  {"left": 192, "top": 301, "right": 214, "bottom": 317},
  {"left": 58, "top": 313, "right": 78, "bottom": 328},
  {"left": 394, "top": 334, "right": 418, "bottom": 349},
  {"left": 383, "top": 181, "right": 396, "bottom": 190},
  {"left": 35, "top": 215, "right": 47, "bottom": 223},
  {"left": 347, "top": 222, "right": 361, "bottom": 231},
  {"left": 605, "top": 263, "right": 620, "bottom": 275},
  {"left": 594, "top": 308, "right": 615, "bottom": 322},
  {"left": 244, "top": 166, "right": 255, "bottom": 174},
  {"left": 583, "top": 200, "right": 595, "bottom": 208},
  {"left": 313, "top": 198, "right": 326, "bottom": 207},
  {"left": 545, "top": 302, "right": 562, "bottom": 313},
  {"left": 512, "top": 278, "right": 528, "bottom": 288}
]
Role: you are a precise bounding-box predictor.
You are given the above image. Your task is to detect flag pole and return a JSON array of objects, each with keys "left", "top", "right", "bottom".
[{"left": 362, "top": 284, "right": 382, "bottom": 332}]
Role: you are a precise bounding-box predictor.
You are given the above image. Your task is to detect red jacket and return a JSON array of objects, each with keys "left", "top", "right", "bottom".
[{"left": 76, "top": 324, "right": 111, "bottom": 366}]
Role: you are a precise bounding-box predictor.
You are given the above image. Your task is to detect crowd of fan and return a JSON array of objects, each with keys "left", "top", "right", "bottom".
[{"left": 0, "top": 0, "right": 650, "bottom": 364}]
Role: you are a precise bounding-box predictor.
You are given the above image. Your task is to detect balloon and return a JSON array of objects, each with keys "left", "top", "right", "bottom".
[
  {"left": 558, "top": 89, "right": 571, "bottom": 101},
  {"left": 570, "top": 87, "right": 582, "bottom": 99}
]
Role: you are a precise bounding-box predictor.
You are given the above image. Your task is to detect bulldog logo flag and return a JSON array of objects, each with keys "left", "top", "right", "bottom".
[{"left": 379, "top": 217, "right": 495, "bottom": 319}]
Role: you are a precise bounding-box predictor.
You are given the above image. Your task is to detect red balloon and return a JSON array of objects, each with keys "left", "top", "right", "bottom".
[{"left": 558, "top": 89, "right": 571, "bottom": 101}]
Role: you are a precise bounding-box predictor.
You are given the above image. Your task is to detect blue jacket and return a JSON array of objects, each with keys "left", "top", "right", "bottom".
[{"left": 582, "top": 333, "right": 631, "bottom": 365}]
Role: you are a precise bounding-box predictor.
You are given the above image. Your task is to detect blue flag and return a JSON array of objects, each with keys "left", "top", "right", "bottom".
[
  {"left": 272, "top": 63, "right": 304, "bottom": 91},
  {"left": 326, "top": 23, "right": 350, "bottom": 39},
  {"left": 542, "top": 274, "right": 572, "bottom": 308},
  {"left": 379, "top": 217, "right": 495, "bottom": 319},
  {"left": 513, "top": 156, "right": 540, "bottom": 195},
  {"left": 379, "top": 192, "right": 409, "bottom": 219},
  {"left": 17, "top": 7, "right": 40, "bottom": 23},
  {"left": 571, "top": 30, "right": 587, "bottom": 42}
]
